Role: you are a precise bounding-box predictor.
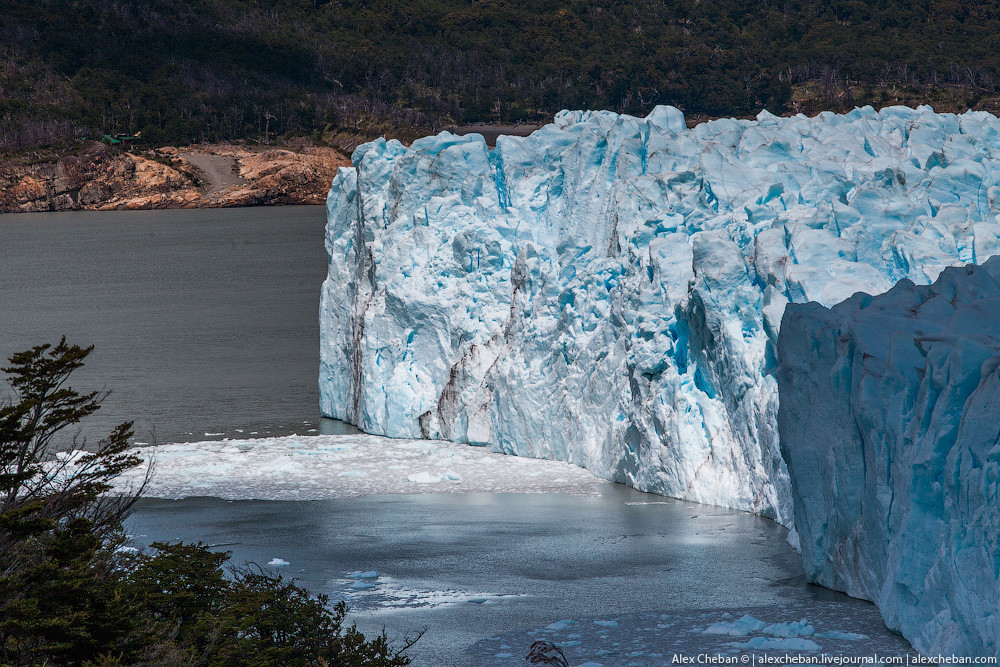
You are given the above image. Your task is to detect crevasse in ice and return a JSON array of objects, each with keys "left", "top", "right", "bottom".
[
  {"left": 320, "top": 104, "right": 1000, "bottom": 527},
  {"left": 778, "top": 257, "right": 1000, "bottom": 657}
]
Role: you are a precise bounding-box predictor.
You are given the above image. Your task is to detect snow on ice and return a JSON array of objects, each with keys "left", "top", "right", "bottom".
[{"left": 321, "top": 104, "right": 1000, "bottom": 528}]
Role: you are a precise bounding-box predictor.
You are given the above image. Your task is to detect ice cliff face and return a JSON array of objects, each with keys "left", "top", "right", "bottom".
[
  {"left": 321, "top": 104, "right": 1000, "bottom": 526},
  {"left": 778, "top": 258, "right": 1000, "bottom": 656}
]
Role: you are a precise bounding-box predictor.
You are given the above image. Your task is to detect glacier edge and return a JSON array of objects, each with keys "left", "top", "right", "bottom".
[
  {"left": 321, "top": 104, "right": 1000, "bottom": 534},
  {"left": 778, "top": 258, "right": 1000, "bottom": 657}
]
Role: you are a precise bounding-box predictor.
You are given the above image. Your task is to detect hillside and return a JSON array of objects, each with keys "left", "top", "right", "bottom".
[{"left": 3, "top": 0, "right": 1000, "bottom": 153}]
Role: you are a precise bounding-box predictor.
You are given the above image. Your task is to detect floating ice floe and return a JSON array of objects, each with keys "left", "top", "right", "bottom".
[
  {"left": 101, "top": 434, "right": 606, "bottom": 500},
  {"left": 703, "top": 614, "right": 767, "bottom": 636}
]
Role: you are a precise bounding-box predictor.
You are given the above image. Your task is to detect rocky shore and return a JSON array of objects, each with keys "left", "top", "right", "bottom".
[{"left": 0, "top": 142, "right": 350, "bottom": 213}]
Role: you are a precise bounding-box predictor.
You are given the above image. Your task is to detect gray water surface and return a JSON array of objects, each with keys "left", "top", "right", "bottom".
[
  {"left": 126, "top": 490, "right": 915, "bottom": 667},
  {"left": 0, "top": 206, "right": 330, "bottom": 444}
]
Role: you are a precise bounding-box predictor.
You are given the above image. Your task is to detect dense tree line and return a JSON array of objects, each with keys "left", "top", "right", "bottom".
[
  {"left": 2, "top": 0, "right": 1000, "bottom": 152},
  {"left": 0, "top": 339, "right": 415, "bottom": 666}
]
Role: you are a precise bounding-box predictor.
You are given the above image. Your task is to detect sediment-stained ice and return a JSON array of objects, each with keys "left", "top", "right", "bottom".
[
  {"left": 321, "top": 104, "right": 1000, "bottom": 525},
  {"left": 778, "top": 257, "right": 1000, "bottom": 657}
]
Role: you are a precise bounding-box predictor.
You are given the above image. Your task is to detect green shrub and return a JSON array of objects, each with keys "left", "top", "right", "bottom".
[{"left": 0, "top": 340, "right": 414, "bottom": 666}]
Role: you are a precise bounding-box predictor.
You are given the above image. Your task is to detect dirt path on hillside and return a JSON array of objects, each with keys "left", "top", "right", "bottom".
[{"left": 179, "top": 150, "right": 247, "bottom": 194}]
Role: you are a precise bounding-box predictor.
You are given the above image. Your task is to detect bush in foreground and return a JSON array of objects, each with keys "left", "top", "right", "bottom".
[{"left": 0, "top": 339, "right": 413, "bottom": 666}]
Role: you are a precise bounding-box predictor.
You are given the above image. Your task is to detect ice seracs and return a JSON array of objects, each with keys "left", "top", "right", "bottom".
[
  {"left": 778, "top": 257, "right": 1000, "bottom": 657},
  {"left": 321, "top": 104, "right": 1000, "bottom": 527}
]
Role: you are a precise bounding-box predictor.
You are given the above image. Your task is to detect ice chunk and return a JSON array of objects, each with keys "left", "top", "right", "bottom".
[
  {"left": 703, "top": 614, "right": 767, "bottom": 636},
  {"left": 545, "top": 620, "right": 578, "bottom": 631},
  {"left": 55, "top": 449, "right": 88, "bottom": 463},
  {"left": 762, "top": 619, "right": 814, "bottom": 638},
  {"left": 349, "top": 581, "right": 375, "bottom": 590},
  {"left": 267, "top": 558, "right": 289, "bottom": 567}
]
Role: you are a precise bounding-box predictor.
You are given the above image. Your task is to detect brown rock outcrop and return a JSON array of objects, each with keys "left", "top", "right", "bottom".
[
  {"left": 190, "top": 145, "right": 348, "bottom": 207},
  {"left": 0, "top": 143, "right": 201, "bottom": 213},
  {"left": 0, "top": 142, "right": 350, "bottom": 213}
]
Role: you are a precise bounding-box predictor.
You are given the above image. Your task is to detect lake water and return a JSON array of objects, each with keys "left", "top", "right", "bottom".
[
  {"left": 0, "top": 206, "right": 915, "bottom": 665},
  {"left": 126, "top": 491, "right": 916, "bottom": 666},
  {"left": 0, "top": 206, "right": 337, "bottom": 444}
]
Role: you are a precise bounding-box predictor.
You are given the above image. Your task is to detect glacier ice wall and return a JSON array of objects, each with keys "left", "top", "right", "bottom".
[
  {"left": 321, "top": 104, "right": 1000, "bottom": 525},
  {"left": 778, "top": 258, "right": 1000, "bottom": 656}
]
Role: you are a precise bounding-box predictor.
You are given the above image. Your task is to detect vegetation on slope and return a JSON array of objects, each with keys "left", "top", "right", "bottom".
[
  {"left": 3, "top": 0, "right": 1000, "bottom": 153},
  {"left": 0, "top": 339, "right": 415, "bottom": 666}
]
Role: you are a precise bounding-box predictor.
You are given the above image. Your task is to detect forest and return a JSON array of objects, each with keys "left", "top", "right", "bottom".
[{"left": 3, "top": 0, "right": 1000, "bottom": 152}]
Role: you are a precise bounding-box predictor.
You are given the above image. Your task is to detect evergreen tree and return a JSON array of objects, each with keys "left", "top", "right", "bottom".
[
  {"left": 0, "top": 340, "right": 416, "bottom": 666},
  {"left": 0, "top": 338, "right": 145, "bottom": 665}
]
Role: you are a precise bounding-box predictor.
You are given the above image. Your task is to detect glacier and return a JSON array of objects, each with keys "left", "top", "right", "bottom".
[
  {"left": 321, "top": 104, "right": 1000, "bottom": 528},
  {"left": 778, "top": 257, "right": 1000, "bottom": 657}
]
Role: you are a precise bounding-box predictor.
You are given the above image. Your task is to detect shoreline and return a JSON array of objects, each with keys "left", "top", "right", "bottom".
[{"left": 0, "top": 141, "right": 351, "bottom": 215}]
